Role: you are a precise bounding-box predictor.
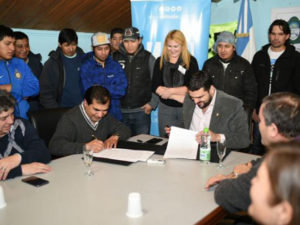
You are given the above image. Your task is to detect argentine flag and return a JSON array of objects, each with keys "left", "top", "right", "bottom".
[{"left": 236, "top": 0, "right": 256, "bottom": 63}]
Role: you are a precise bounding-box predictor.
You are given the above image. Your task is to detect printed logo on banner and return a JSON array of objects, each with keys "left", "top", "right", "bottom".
[
  {"left": 159, "top": 6, "right": 182, "bottom": 12},
  {"left": 156, "top": 5, "right": 183, "bottom": 19}
]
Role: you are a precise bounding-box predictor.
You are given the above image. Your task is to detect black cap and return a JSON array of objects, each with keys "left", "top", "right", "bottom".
[{"left": 123, "top": 27, "right": 141, "bottom": 41}]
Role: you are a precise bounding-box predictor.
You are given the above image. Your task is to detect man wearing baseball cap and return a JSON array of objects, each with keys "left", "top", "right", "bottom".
[
  {"left": 203, "top": 31, "right": 257, "bottom": 124},
  {"left": 113, "top": 27, "right": 158, "bottom": 135},
  {"left": 80, "top": 32, "right": 127, "bottom": 121}
]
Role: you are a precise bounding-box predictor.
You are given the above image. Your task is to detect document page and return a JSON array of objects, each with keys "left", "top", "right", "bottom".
[
  {"left": 93, "top": 148, "right": 155, "bottom": 162},
  {"left": 164, "top": 126, "right": 199, "bottom": 159}
]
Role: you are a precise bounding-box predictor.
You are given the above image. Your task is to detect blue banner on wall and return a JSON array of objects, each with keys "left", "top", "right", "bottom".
[{"left": 131, "top": 0, "right": 211, "bottom": 135}]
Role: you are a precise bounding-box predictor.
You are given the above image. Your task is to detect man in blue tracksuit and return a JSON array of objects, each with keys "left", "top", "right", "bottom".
[
  {"left": 0, "top": 25, "right": 39, "bottom": 119},
  {"left": 80, "top": 32, "right": 127, "bottom": 121}
]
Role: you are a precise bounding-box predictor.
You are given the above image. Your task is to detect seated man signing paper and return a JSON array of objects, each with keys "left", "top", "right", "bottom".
[
  {"left": 168, "top": 71, "right": 250, "bottom": 150},
  {"left": 49, "top": 85, "right": 131, "bottom": 156}
]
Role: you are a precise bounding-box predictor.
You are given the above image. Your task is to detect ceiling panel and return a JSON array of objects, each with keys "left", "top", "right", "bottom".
[{"left": 0, "top": 0, "right": 132, "bottom": 33}]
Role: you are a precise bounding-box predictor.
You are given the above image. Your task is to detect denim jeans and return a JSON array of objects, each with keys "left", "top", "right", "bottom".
[
  {"left": 122, "top": 111, "right": 150, "bottom": 136},
  {"left": 158, "top": 101, "right": 183, "bottom": 137}
]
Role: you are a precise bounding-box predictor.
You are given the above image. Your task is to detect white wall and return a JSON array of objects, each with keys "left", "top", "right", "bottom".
[{"left": 12, "top": 28, "right": 93, "bottom": 64}]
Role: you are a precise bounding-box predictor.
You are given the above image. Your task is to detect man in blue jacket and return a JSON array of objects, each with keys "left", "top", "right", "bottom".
[
  {"left": 80, "top": 32, "right": 127, "bottom": 121},
  {"left": 0, "top": 25, "right": 39, "bottom": 119}
]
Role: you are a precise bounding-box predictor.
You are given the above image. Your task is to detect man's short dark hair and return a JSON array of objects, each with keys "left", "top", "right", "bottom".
[
  {"left": 58, "top": 28, "right": 78, "bottom": 45},
  {"left": 0, "top": 25, "right": 14, "bottom": 41},
  {"left": 188, "top": 71, "right": 213, "bottom": 92},
  {"left": 0, "top": 90, "right": 16, "bottom": 113},
  {"left": 84, "top": 85, "right": 111, "bottom": 105},
  {"left": 13, "top": 31, "right": 29, "bottom": 40},
  {"left": 268, "top": 19, "right": 291, "bottom": 45},
  {"left": 110, "top": 28, "right": 124, "bottom": 39},
  {"left": 262, "top": 92, "right": 300, "bottom": 138}
]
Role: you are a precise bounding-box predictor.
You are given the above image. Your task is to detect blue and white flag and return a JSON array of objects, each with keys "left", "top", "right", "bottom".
[{"left": 236, "top": 0, "right": 256, "bottom": 63}]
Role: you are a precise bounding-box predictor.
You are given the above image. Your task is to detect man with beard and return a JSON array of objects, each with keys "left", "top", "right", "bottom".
[{"left": 173, "top": 71, "right": 250, "bottom": 150}]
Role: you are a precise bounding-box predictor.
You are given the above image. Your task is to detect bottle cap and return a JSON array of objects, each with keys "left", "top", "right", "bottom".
[{"left": 203, "top": 127, "right": 209, "bottom": 133}]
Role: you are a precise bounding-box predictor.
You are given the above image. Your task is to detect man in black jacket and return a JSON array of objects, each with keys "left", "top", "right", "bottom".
[
  {"left": 113, "top": 27, "right": 158, "bottom": 135},
  {"left": 13, "top": 31, "right": 43, "bottom": 112},
  {"left": 251, "top": 19, "right": 300, "bottom": 154},
  {"left": 13, "top": 31, "right": 43, "bottom": 79},
  {"left": 203, "top": 31, "right": 257, "bottom": 119},
  {"left": 39, "top": 28, "right": 84, "bottom": 108}
]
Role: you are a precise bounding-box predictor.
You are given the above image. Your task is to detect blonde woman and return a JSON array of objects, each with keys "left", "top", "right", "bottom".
[{"left": 152, "top": 30, "right": 198, "bottom": 136}]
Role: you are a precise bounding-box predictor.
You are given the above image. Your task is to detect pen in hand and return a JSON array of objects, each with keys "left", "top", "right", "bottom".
[{"left": 88, "top": 134, "right": 104, "bottom": 152}]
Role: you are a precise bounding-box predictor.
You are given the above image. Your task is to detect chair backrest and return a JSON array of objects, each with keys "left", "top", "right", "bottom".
[{"left": 28, "top": 107, "right": 71, "bottom": 147}]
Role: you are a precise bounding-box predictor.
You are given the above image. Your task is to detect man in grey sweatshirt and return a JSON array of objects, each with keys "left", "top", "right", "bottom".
[{"left": 49, "top": 85, "right": 131, "bottom": 156}]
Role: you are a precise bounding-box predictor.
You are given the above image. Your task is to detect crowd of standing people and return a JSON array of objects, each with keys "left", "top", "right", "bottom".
[{"left": 0, "top": 18, "right": 299, "bottom": 225}]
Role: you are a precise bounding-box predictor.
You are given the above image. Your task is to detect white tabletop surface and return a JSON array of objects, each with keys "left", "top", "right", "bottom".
[{"left": 0, "top": 151, "right": 259, "bottom": 225}]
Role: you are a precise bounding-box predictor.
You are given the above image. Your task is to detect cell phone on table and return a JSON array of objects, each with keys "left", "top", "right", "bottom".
[
  {"left": 22, "top": 176, "right": 49, "bottom": 187},
  {"left": 146, "top": 137, "right": 163, "bottom": 144}
]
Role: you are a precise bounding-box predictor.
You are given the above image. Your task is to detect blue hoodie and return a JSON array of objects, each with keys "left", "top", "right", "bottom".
[{"left": 80, "top": 52, "right": 127, "bottom": 121}]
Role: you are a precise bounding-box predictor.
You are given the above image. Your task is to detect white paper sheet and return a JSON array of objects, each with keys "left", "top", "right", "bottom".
[
  {"left": 163, "top": 126, "right": 199, "bottom": 159},
  {"left": 93, "top": 148, "right": 155, "bottom": 162}
]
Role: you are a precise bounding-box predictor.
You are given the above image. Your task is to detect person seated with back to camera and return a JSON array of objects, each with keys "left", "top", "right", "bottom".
[
  {"left": 205, "top": 92, "right": 300, "bottom": 215},
  {"left": 49, "top": 85, "right": 131, "bottom": 157},
  {"left": 249, "top": 141, "right": 300, "bottom": 225}
]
